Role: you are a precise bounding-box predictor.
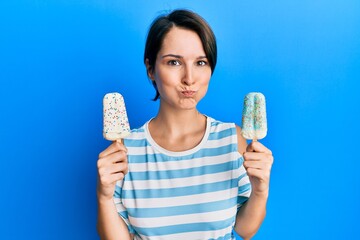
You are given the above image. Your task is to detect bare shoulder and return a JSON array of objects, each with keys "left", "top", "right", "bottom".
[{"left": 235, "top": 124, "right": 248, "bottom": 155}]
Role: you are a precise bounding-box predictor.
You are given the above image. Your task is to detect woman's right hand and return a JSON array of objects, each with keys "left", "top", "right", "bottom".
[{"left": 97, "top": 141, "right": 128, "bottom": 201}]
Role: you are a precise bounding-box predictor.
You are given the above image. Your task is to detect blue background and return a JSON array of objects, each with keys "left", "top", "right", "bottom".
[{"left": 1, "top": 0, "right": 359, "bottom": 239}]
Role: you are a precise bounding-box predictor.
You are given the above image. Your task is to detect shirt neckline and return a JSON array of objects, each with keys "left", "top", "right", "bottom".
[{"left": 144, "top": 115, "right": 212, "bottom": 157}]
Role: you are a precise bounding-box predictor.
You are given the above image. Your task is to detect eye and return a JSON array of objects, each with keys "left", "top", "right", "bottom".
[
  {"left": 167, "top": 60, "right": 181, "bottom": 66},
  {"left": 197, "top": 60, "right": 208, "bottom": 66}
]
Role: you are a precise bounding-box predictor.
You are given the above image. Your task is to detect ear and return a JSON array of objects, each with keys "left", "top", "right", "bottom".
[{"left": 145, "top": 59, "right": 155, "bottom": 81}]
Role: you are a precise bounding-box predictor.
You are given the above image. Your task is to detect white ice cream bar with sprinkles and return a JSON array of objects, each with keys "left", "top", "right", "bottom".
[
  {"left": 241, "top": 92, "right": 267, "bottom": 141},
  {"left": 103, "top": 92, "right": 130, "bottom": 141}
]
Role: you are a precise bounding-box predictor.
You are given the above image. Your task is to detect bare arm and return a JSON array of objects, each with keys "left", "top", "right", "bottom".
[
  {"left": 96, "top": 141, "right": 134, "bottom": 240},
  {"left": 97, "top": 197, "right": 133, "bottom": 240},
  {"left": 234, "top": 190, "right": 268, "bottom": 239},
  {"left": 234, "top": 125, "right": 273, "bottom": 239}
]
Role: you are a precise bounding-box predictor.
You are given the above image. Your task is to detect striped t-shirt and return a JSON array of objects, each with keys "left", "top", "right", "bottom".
[{"left": 114, "top": 116, "right": 251, "bottom": 240}]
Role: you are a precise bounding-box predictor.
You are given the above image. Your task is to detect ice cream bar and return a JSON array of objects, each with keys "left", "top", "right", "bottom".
[
  {"left": 241, "top": 92, "right": 267, "bottom": 141},
  {"left": 103, "top": 92, "right": 130, "bottom": 141}
]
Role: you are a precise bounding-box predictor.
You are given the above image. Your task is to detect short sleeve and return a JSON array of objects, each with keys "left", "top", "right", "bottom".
[
  {"left": 237, "top": 157, "right": 252, "bottom": 210},
  {"left": 113, "top": 180, "right": 135, "bottom": 234}
]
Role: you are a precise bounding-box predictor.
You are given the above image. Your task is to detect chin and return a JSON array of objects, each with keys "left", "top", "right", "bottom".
[
  {"left": 178, "top": 99, "right": 199, "bottom": 109},
  {"left": 181, "top": 106, "right": 197, "bottom": 110}
]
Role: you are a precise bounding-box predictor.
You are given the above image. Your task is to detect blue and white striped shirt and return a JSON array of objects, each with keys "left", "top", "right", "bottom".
[{"left": 114, "top": 116, "right": 251, "bottom": 240}]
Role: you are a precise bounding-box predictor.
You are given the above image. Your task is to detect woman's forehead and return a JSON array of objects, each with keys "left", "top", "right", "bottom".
[{"left": 159, "top": 27, "right": 206, "bottom": 57}]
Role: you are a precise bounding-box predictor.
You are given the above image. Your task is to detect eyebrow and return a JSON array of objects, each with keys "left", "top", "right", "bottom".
[{"left": 161, "top": 54, "right": 207, "bottom": 59}]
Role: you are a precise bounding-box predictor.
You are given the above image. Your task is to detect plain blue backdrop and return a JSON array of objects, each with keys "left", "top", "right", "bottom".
[{"left": 1, "top": 0, "right": 359, "bottom": 239}]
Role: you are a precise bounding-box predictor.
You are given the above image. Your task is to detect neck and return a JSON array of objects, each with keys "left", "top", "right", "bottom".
[{"left": 151, "top": 100, "right": 206, "bottom": 136}]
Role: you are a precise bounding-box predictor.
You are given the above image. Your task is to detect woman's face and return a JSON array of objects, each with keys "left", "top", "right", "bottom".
[{"left": 148, "top": 27, "right": 212, "bottom": 110}]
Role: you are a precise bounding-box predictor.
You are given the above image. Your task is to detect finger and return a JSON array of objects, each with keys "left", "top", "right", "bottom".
[
  {"left": 246, "top": 141, "right": 272, "bottom": 154},
  {"left": 99, "top": 172, "right": 125, "bottom": 186},
  {"left": 98, "top": 162, "right": 128, "bottom": 178},
  {"left": 112, "top": 162, "right": 129, "bottom": 175},
  {"left": 97, "top": 151, "right": 127, "bottom": 169},
  {"left": 243, "top": 160, "right": 272, "bottom": 171},
  {"left": 109, "top": 172, "right": 125, "bottom": 183},
  {"left": 243, "top": 160, "right": 265, "bottom": 170},
  {"left": 246, "top": 168, "right": 270, "bottom": 180},
  {"left": 243, "top": 152, "right": 272, "bottom": 162},
  {"left": 243, "top": 152, "right": 264, "bottom": 161},
  {"left": 99, "top": 141, "right": 128, "bottom": 158},
  {"left": 108, "top": 150, "right": 128, "bottom": 164}
]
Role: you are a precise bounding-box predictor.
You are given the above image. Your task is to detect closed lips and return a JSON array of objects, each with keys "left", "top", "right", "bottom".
[{"left": 181, "top": 90, "right": 196, "bottom": 96}]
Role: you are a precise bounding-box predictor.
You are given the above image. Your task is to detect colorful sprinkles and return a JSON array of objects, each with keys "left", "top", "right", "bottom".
[
  {"left": 103, "top": 92, "right": 130, "bottom": 140},
  {"left": 241, "top": 92, "right": 267, "bottom": 140}
]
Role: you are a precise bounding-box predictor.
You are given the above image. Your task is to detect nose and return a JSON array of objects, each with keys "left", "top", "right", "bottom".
[{"left": 181, "top": 65, "right": 195, "bottom": 86}]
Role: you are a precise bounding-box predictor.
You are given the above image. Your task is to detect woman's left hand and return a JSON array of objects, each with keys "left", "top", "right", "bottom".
[{"left": 243, "top": 141, "right": 274, "bottom": 195}]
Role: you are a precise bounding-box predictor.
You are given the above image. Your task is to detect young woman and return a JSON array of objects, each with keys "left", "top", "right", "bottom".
[{"left": 97, "top": 9, "right": 273, "bottom": 240}]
